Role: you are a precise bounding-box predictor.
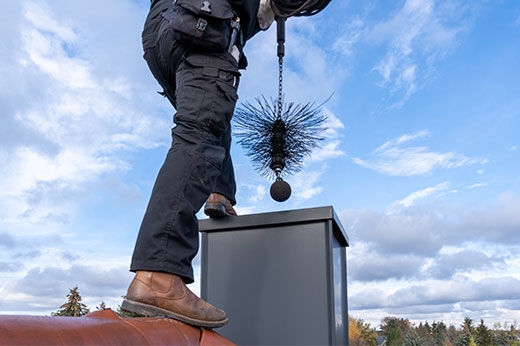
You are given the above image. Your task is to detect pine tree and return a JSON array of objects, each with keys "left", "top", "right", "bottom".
[
  {"left": 380, "top": 317, "right": 410, "bottom": 346},
  {"left": 52, "top": 286, "right": 90, "bottom": 317},
  {"left": 491, "top": 328, "right": 510, "bottom": 345},
  {"left": 455, "top": 330, "right": 471, "bottom": 346},
  {"left": 456, "top": 319, "right": 474, "bottom": 346},
  {"left": 403, "top": 330, "right": 422, "bottom": 346},
  {"left": 475, "top": 319, "right": 492, "bottom": 346},
  {"left": 463, "top": 317, "right": 474, "bottom": 334},
  {"left": 431, "top": 321, "right": 448, "bottom": 345},
  {"left": 96, "top": 301, "right": 107, "bottom": 310},
  {"left": 415, "top": 322, "right": 434, "bottom": 345},
  {"left": 444, "top": 324, "right": 457, "bottom": 345}
]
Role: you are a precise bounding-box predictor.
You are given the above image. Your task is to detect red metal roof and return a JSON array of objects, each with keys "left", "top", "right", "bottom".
[{"left": 0, "top": 309, "right": 234, "bottom": 345}]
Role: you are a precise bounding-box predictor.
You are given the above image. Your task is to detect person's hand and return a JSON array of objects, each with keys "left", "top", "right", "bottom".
[{"left": 257, "top": 0, "right": 275, "bottom": 30}]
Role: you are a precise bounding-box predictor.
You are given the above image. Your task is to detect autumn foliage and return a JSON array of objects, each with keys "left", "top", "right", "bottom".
[
  {"left": 349, "top": 316, "right": 378, "bottom": 345},
  {"left": 349, "top": 315, "right": 520, "bottom": 346}
]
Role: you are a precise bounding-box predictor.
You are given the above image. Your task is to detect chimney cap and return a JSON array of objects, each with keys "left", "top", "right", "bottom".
[{"left": 200, "top": 206, "right": 348, "bottom": 246}]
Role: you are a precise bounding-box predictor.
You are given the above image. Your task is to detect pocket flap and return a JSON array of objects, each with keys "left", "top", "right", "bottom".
[
  {"left": 216, "top": 80, "right": 238, "bottom": 101},
  {"left": 184, "top": 53, "right": 241, "bottom": 75},
  {"left": 183, "top": 54, "right": 210, "bottom": 68},
  {"left": 175, "top": 0, "right": 234, "bottom": 19}
]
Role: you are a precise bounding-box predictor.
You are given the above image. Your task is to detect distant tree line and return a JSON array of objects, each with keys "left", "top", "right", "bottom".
[
  {"left": 349, "top": 316, "right": 520, "bottom": 346},
  {"left": 52, "top": 287, "right": 519, "bottom": 345}
]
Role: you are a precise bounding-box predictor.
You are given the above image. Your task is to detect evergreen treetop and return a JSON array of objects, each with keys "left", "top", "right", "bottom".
[{"left": 52, "top": 286, "right": 90, "bottom": 317}]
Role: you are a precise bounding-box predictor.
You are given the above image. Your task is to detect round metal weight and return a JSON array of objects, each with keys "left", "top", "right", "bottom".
[{"left": 270, "top": 180, "right": 291, "bottom": 202}]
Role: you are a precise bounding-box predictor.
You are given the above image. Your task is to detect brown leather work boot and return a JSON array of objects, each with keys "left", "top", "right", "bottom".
[
  {"left": 204, "top": 193, "right": 237, "bottom": 218},
  {"left": 121, "top": 271, "right": 228, "bottom": 328}
]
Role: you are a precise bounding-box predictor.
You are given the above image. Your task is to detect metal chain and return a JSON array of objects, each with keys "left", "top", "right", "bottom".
[{"left": 277, "top": 56, "right": 283, "bottom": 119}]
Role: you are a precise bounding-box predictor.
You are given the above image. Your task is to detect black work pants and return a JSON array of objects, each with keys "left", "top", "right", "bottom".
[{"left": 130, "top": 1, "right": 240, "bottom": 283}]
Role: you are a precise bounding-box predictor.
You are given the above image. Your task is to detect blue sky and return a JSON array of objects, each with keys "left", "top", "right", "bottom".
[{"left": 0, "top": 0, "right": 519, "bottom": 327}]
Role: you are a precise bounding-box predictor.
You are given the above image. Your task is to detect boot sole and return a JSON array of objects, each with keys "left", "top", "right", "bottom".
[
  {"left": 204, "top": 203, "right": 228, "bottom": 218},
  {"left": 121, "top": 299, "right": 228, "bottom": 328}
]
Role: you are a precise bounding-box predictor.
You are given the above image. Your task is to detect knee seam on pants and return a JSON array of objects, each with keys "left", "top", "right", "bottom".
[{"left": 161, "top": 150, "right": 199, "bottom": 264}]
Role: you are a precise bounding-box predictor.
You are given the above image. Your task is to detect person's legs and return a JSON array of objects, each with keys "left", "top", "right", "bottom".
[
  {"left": 126, "top": 3, "right": 239, "bottom": 326},
  {"left": 130, "top": 50, "right": 239, "bottom": 283}
]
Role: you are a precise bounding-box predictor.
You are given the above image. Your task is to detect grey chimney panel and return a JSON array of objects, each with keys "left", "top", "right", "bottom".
[{"left": 200, "top": 206, "right": 348, "bottom": 345}]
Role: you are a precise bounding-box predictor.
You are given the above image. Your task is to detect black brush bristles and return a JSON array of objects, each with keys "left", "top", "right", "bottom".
[{"left": 233, "top": 96, "right": 327, "bottom": 179}]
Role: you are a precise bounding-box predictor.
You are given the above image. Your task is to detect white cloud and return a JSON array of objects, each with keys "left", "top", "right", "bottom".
[
  {"left": 322, "top": 108, "right": 346, "bottom": 139},
  {"left": 0, "top": 261, "right": 24, "bottom": 273},
  {"left": 379, "top": 130, "right": 431, "bottom": 150},
  {"left": 242, "top": 16, "right": 345, "bottom": 105},
  {"left": 467, "top": 183, "right": 485, "bottom": 189},
  {"left": 368, "top": 0, "right": 472, "bottom": 107},
  {"left": 427, "top": 250, "right": 505, "bottom": 279},
  {"left": 285, "top": 109, "right": 346, "bottom": 200},
  {"left": 342, "top": 189, "right": 520, "bottom": 324},
  {"left": 233, "top": 205, "right": 258, "bottom": 216},
  {"left": 249, "top": 185, "right": 266, "bottom": 203},
  {"left": 349, "top": 244, "right": 424, "bottom": 282},
  {"left": 291, "top": 170, "right": 323, "bottom": 200},
  {"left": 0, "top": 0, "right": 170, "bottom": 313},
  {"left": 352, "top": 277, "right": 520, "bottom": 310},
  {"left": 333, "top": 16, "right": 364, "bottom": 57},
  {"left": 464, "top": 191, "right": 520, "bottom": 242},
  {"left": 23, "top": 2, "right": 77, "bottom": 41},
  {"left": 394, "top": 182, "right": 450, "bottom": 208},
  {"left": 308, "top": 109, "right": 346, "bottom": 163},
  {"left": 0, "top": 1, "right": 168, "bottom": 237},
  {"left": 0, "top": 232, "right": 19, "bottom": 248},
  {"left": 284, "top": 18, "right": 337, "bottom": 103},
  {"left": 342, "top": 191, "right": 520, "bottom": 258},
  {"left": 23, "top": 25, "right": 95, "bottom": 89},
  {"left": 310, "top": 141, "right": 345, "bottom": 162},
  {"left": 0, "top": 262, "right": 132, "bottom": 313},
  {"left": 354, "top": 131, "right": 484, "bottom": 176}
]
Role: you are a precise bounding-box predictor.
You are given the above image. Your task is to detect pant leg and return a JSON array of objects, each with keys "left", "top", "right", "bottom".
[
  {"left": 131, "top": 49, "right": 240, "bottom": 283},
  {"left": 212, "top": 122, "right": 237, "bottom": 206}
]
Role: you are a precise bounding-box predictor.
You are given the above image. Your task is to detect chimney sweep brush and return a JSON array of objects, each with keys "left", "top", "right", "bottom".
[{"left": 234, "top": 9, "right": 331, "bottom": 202}]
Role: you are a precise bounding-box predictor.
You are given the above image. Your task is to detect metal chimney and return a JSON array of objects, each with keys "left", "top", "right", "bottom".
[{"left": 200, "top": 206, "right": 349, "bottom": 345}]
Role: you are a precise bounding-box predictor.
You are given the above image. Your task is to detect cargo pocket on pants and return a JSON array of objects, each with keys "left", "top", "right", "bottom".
[
  {"left": 215, "top": 79, "right": 238, "bottom": 123},
  {"left": 174, "top": 63, "right": 207, "bottom": 126}
]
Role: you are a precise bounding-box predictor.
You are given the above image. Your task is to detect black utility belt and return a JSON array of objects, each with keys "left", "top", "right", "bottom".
[{"left": 164, "top": 0, "right": 242, "bottom": 53}]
